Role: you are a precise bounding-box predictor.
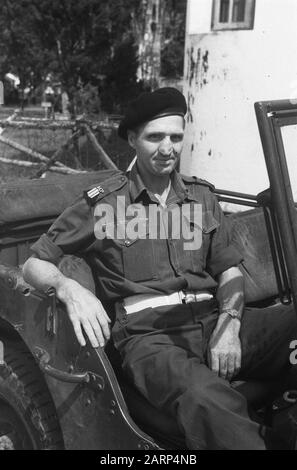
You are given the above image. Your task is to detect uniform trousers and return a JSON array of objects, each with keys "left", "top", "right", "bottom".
[{"left": 112, "top": 299, "right": 297, "bottom": 450}]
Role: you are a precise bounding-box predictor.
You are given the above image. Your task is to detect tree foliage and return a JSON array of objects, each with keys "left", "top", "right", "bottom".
[
  {"left": 0, "top": 0, "right": 143, "bottom": 112},
  {"left": 161, "top": 0, "right": 187, "bottom": 78}
]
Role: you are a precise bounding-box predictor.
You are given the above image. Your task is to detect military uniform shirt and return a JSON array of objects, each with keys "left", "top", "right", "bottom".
[{"left": 30, "top": 164, "right": 243, "bottom": 302}]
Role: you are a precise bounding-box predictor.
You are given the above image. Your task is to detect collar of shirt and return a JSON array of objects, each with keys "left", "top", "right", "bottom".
[{"left": 127, "top": 162, "right": 195, "bottom": 205}]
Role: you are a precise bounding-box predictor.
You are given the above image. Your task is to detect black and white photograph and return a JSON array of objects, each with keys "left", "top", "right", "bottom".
[{"left": 0, "top": 0, "right": 297, "bottom": 453}]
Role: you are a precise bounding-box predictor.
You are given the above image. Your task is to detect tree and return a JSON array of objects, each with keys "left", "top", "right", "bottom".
[
  {"left": 130, "top": 0, "right": 187, "bottom": 88},
  {"left": 0, "top": 1, "right": 44, "bottom": 90},
  {"left": 0, "top": 0, "right": 143, "bottom": 113},
  {"left": 161, "top": 0, "right": 187, "bottom": 79}
]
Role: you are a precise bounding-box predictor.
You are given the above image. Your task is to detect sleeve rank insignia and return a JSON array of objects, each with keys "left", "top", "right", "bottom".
[
  {"left": 86, "top": 186, "right": 105, "bottom": 199},
  {"left": 84, "top": 174, "right": 127, "bottom": 205}
]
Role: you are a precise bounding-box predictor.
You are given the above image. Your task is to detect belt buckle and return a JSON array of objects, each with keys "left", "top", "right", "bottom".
[
  {"left": 182, "top": 291, "right": 196, "bottom": 304},
  {"left": 179, "top": 291, "right": 186, "bottom": 304}
]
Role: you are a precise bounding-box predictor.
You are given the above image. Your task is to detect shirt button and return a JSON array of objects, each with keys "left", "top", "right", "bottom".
[{"left": 125, "top": 240, "right": 131, "bottom": 246}]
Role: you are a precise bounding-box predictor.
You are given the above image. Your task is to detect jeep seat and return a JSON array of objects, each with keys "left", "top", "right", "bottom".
[{"left": 230, "top": 209, "right": 278, "bottom": 305}]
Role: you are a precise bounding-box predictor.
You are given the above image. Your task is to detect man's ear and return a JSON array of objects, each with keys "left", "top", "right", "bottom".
[{"left": 127, "top": 130, "right": 136, "bottom": 149}]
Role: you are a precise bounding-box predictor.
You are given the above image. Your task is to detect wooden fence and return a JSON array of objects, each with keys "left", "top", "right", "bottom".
[{"left": 0, "top": 109, "right": 120, "bottom": 178}]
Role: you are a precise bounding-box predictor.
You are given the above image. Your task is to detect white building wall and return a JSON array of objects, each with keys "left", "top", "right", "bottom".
[{"left": 182, "top": 0, "right": 297, "bottom": 195}]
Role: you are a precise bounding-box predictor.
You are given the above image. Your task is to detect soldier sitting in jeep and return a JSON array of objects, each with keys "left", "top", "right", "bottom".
[{"left": 22, "top": 88, "right": 297, "bottom": 450}]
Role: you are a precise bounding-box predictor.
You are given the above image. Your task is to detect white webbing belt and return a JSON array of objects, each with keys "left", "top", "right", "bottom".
[{"left": 120, "top": 291, "right": 214, "bottom": 315}]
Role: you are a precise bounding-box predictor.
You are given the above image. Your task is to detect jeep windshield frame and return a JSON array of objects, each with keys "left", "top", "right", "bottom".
[{"left": 255, "top": 99, "right": 297, "bottom": 314}]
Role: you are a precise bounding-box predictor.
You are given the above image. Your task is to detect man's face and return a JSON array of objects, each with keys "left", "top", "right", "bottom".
[{"left": 128, "top": 115, "right": 185, "bottom": 178}]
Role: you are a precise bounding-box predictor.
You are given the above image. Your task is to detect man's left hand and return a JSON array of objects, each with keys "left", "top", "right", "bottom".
[{"left": 207, "top": 312, "right": 242, "bottom": 381}]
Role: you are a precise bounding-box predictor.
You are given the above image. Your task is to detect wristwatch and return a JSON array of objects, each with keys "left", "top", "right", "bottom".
[{"left": 222, "top": 309, "right": 242, "bottom": 320}]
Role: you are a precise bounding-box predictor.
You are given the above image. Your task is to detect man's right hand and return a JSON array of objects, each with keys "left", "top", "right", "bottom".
[{"left": 56, "top": 278, "right": 111, "bottom": 348}]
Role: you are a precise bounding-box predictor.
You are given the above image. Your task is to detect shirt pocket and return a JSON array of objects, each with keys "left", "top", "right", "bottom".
[
  {"left": 201, "top": 211, "right": 220, "bottom": 269},
  {"left": 182, "top": 210, "right": 220, "bottom": 273},
  {"left": 122, "top": 235, "right": 158, "bottom": 282}
]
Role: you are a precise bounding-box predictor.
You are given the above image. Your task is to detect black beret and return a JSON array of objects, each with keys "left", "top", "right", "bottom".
[{"left": 118, "top": 87, "right": 187, "bottom": 140}]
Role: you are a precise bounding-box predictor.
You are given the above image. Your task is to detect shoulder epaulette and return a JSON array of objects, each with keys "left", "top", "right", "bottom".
[
  {"left": 181, "top": 174, "right": 215, "bottom": 192},
  {"left": 84, "top": 174, "right": 127, "bottom": 206}
]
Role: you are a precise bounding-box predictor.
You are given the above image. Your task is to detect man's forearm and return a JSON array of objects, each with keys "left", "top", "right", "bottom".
[
  {"left": 208, "top": 266, "right": 244, "bottom": 379},
  {"left": 23, "top": 257, "right": 111, "bottom": 348},
  {"left": 216, "top": 266, "right": 244, "bottom": 320},
  {"left": 22, "top": 257, "right": 70, "bottom": 296}
]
